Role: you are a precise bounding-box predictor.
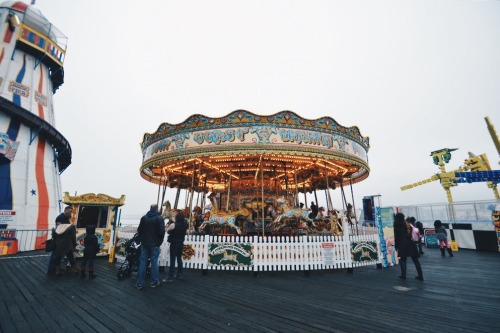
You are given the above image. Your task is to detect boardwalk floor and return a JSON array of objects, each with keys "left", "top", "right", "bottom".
[{"left": 0, "top": 248, "right": 499, "bottom": 333}]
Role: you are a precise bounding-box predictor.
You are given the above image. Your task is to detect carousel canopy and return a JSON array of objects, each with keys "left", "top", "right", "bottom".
[{"left": 140, "top": 110, "right": 370, "bottom": 194}]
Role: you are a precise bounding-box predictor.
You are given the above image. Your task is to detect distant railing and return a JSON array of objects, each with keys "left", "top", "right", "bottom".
[
  {"left": 357, "top": 199, "right": 496, "bottom": 224},
  {"left": 397, "top": 200, "right": 496, "bottom": 223},
  {"left": 0, "top": 229, "right": 50, "bottom": 253}
]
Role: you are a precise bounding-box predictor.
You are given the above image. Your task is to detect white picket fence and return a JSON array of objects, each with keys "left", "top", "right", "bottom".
[{"left": 117, "top": 224, "right": 382, "bottom": 272}]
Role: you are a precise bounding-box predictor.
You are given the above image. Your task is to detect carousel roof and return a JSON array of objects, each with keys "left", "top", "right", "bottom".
[{"left": 140, "top": 110, "right": 370, "bottom": 193}]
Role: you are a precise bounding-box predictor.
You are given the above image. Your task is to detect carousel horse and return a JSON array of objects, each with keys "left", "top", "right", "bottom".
[
  {"left": 314, "top": 209, "right": 342, "bottom": 235},
  {"left": 273, "top": 197, "right": 316, "bottom": 233},
  {"left": 162, "top": 201, "right": 190, "bottom": 224},
  {"left": 204, "top": 193, "right": 253, "bottom": 235},
  {"left": 274, "top": 197, "right": 342, "bottom": 235}
]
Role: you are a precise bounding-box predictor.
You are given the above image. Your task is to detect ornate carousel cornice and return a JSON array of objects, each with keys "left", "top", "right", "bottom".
[
  {"left": 63, "top": 192, "right": 126, "bottom": 206},
  {"left": 140, "top": 144, "right": 370, "bottom": 187},
  {"left": 141, "top": 110, "right": 370, "bottom": 150},
  {"left": 140, "top": 144, "right": 370, "bottom": 171}
]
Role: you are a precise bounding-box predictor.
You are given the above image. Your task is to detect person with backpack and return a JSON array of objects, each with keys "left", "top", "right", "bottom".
[
  {"left": 434, "top": 220, "right": 453, "bottom": 257},
  {"left": 407, "top": 217, "right": 421, "bottom": 258},
  {"left": 415, "top": 220, "right": 425, "bottom": 255},
  {"left": 393, "top": 212, "right": 423, "bottom": 281}
]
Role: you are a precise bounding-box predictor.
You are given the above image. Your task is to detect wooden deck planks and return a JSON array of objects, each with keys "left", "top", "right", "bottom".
[{"left": 0, "top": 249, "right": 499, "bottom": 332}]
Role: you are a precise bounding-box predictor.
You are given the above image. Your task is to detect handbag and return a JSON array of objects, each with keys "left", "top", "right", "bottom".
[{"left": 44, "top": 239, "right": 55, "bottom": 252}]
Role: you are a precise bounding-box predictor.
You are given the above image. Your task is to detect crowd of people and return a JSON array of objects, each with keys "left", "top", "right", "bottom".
[
  {"left": 46, "top": 205, "right": 100, "bottom": 278},
  {"left": 391, "top": 213, "right": 455, "bottom": 282},
  {"left": 46, "top": 202, "right": 455, "bottom": 287}
]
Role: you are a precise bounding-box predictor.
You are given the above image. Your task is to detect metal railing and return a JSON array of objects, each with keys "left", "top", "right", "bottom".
[
  {"left": 0, "top": 229, "right": 50, "bottom": 254},
  {"left": 390, "top": 200, "right": 496, "bottom": 223}
]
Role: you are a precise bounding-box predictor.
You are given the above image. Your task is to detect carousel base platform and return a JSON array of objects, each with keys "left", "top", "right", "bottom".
[{"left": 0, "top": 250, "right": 498, "bottom": 332}]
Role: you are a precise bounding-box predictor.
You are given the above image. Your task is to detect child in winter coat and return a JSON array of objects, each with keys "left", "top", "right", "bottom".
[
  {"left": 80, "top": 225, "right": 100, "bottom": 278},
  {"left": 434, "top": 220, "right": 453, "bottom": 257}
]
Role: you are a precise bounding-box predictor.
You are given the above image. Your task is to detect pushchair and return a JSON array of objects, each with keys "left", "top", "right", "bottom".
[{"left": 117, "top": 233, "right": 149, "bottom": 280}]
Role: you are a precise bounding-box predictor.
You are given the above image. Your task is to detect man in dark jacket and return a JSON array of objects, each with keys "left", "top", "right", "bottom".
[
  {"left": 136, "top": 204, "right": 165, "bottom": 290},
  {"left": 163, "top": 212, "right": 188, "bottom": 283}
]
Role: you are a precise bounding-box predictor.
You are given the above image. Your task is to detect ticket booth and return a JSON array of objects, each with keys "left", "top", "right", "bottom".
[{"left": 63, "top": 192, "right": 125, "bottom": 257}]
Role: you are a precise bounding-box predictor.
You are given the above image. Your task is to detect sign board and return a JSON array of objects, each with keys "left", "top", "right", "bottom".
[
  {"left": 351, "top": 241, "right": 378, "bottom": 262},
  {"left": 208, "top": 242, "right": 252, "bottom": 268},
  {"left": 424, "top": 229, "right": 439, "bottom": 248},
  {"left": 0, "top": 210, "right": 16, "bottom": 225},
  {"left": 322, "top": 242, "right": 335, "bottom": 266}
]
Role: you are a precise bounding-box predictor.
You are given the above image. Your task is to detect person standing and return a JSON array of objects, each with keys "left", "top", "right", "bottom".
[
  {"left": 393, "top": 212, "right": 423, "bottom": 281},
  {"left": 47, "top": 205, "right": 74, "bottom": 275},
  {"left": 434, "top": 220, "right": 453, "bottom": 257},
  {"left": 80, "top": 225, "right": 100, "bottom": 279},
  {"left": 309, "top": 201, "right": 318, "bottom": 219},
  {"left": 136, "top": 204, "right": 165, "bottom": 290},
  {"left": 163, "top": 212, "right": 188, "bottom": 283},
  {"left": 415, "top": 219, "right": 425, "bottom": 255},
  {"left": 52, "top": 218, "right": 78, "bottom": 276}
]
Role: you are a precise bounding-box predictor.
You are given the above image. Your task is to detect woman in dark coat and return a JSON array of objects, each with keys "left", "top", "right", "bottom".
[
  {"left": 52, "top": 223, "right": 78, "bottom": 276},
  {"left": 393, "top": 212, "right": 423, "bottom": 280}
]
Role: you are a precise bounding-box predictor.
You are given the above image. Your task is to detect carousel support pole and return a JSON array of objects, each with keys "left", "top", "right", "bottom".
[
  {"left": 314, "top": 189, "right": 318, "bottom": 207},
  {"left": 238, "top": 166, "right": 242, "bottom": 209},
  {"left": 201, "top": 175, "right": 208, "bottom": 212},
  {"left": 174, "top": 187, "right": 181, "bottom": 209},
  {"left": 221, "top": 173, "right": 226, "bottom": 211},
  {"left": 304, "top": 182, "right": 309, "bottom": 209},
  {"left": 339, "top": 182, "right": 348, "bottom": 231},
  {"left": 160, "top": 179, "right": 168, "bottom": 215},
  {"left": 325, "top": 189, "right": 330, "bottom": 211},
  {"left": 294, "top": 171, "right": 299, "bottom": 208},
  {"left": 349, "top": 178, "right": 359, "bottom": 235},
  {"left": 283, "top": 162, "right": 289, "bottom": 200},
  {"left": 188, "top": 163, "right": 196, "bottom": 230},
  {"left": 197, "top": 162, "right": 202, "bottom": 208},
  {"left": 261, "top": 159, "right": 265, "bottom": 237},
  {"left": 156, "top": 176, "right": 162, "bottom": 208},
  {"left": 324, "top": 164, "right": 334, "bottom": 212},
  {"left": 200, "top": 192, "right": 206, "bottom": 212},
  {"left": 226, "top": 170, "right": 232, "bottom": 212},
  {"left": 340, "top": 183, "right": 347, "bottom": 210}
]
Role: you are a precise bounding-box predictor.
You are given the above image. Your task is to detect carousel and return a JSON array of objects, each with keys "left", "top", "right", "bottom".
[{"left": 139, "top": 110, "right": 370, "bottom": 237}]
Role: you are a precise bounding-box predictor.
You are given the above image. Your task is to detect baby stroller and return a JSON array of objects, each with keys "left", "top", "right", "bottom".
[{"left": 117, "top": 233, "right": 149, "bottom": 280}]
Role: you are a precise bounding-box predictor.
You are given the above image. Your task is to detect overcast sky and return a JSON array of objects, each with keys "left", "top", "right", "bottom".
[{"left": 35, "top": 0, "right": 500, "bottom": 219}]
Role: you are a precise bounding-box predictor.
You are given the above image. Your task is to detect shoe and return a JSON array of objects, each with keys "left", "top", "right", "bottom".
[
  {"left": 419, "top": 252, "right": 425, "bottom": 255},
  {"left": 162, "top": 278, "right": 174, "bottom": 283},
  {"left": 415, "top": 276, "right": 424, "bottom": 281},
  {"left": 398, "top": 275, "right": 406, "bottom": 280},
  {"left": 136, "top": 284, "right": 144, "bottom": 290},
  {"left": 150, "top": 281, "right": 161, "bottom": 288}
]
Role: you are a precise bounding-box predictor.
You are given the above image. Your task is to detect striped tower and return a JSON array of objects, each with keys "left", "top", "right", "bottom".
[{"left": 0, "top": 1, "right": 71, "bottom": 248}]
